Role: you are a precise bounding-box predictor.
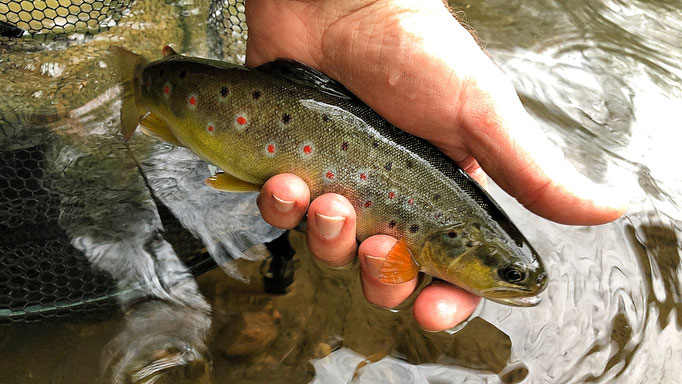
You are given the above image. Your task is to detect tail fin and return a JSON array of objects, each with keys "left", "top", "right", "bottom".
[{"left": 111, "top": 46, "right": 147, "bottom": 141}]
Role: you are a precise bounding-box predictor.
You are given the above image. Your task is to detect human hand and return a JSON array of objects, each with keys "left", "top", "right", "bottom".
[{"left": 246, "top": 0, "right": 626, "bottom": 331}]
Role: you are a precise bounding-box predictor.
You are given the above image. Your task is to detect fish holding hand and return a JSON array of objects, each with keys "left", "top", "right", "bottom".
[{"left": 113, "top": 46, "right": 547, "bottom": 307}]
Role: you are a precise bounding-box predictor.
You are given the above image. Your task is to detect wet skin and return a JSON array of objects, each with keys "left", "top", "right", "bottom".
[{"left": 246, "top": 0, "right": 626, "bottom": 331}]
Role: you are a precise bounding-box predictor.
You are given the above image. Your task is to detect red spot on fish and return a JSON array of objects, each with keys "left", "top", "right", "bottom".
[
  {"left": 326, "top": 171, "right": 334, "bottom": 180},
  {"left": 388, "top": 192, "right": 395, "bottom": 199},
  {"left": 237, "top": 116, "right": 247, "bottom": 125},
  {"left": 408, "top": 199, "right": 414, "bottom": 205},
  {"left": 360, "top": 173, "right": 367, "bottom": 181},
  {"left": 164, "top": 85, "right": 170, "bottom": 95},
  {"left": 341, "top": 142, "right": 349, "bottom": 151},
  {"left": 189, "top": 96, "right": 197, "bottom": 106},
  {"left": 208, "top": 125, "right": 214, "bottom": 132},
  {"left": 267, "top": 144, "right": 275, "bottom": 153},
  {"left": 303, "top": 145, "right": 312, "bottom": 154},
  {"left": 364, "top": 201, "right": 372, "bottom": 208}
]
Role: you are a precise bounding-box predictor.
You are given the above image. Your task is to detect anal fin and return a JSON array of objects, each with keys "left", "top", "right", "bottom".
[
  {"left": 139, "top": 112, "right": 183, "bottom": 146},
  {"left": 378, "top": 238, "right": 420, "bottom": 284},
  {"left": 205, "top": 173, "right": 261, "bottom": 193}
]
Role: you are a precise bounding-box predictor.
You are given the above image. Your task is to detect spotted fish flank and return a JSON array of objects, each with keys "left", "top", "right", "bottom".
[{"left": 113, "top": 46, "right": 547, "bottom": 307}]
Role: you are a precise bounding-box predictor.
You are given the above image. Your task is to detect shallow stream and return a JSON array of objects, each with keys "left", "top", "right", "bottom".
[{"left": 0, "top": 0, "right": 680, "bottom": 383}]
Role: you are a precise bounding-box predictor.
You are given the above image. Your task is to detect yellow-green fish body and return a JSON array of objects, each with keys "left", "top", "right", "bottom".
[{"left": 116, "top": 47, "right": 547, "bottom": 306}]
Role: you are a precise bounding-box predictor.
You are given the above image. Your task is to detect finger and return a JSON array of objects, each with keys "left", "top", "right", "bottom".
[
  {"left": 457, "top": 72, "right": 627, "bottom": 225},
  {"left": 412, "top": 281, "right": 481, "bottom": 332},
  {"left": 257, "top": 173, "right": 310, "bottom": 229},
  {"left": 307, "top": 193, "right": 357, "bottom": 267},
  {"left": 315, "top": 2, "right": 625, "bottom": 225},
  {"left": 358, "top": 235, "right": 418, "bottom": 308}
]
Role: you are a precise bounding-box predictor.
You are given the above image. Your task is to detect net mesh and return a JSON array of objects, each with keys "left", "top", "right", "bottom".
[
  {"left": 0, "top": 0, "right": 134, "bottom": 37},
  {"left": 208, "top": 0, "right": 248, "bottom": 61},
  {"left": 0, "top": 145, "right": 119, "bottom": 323},
  {"left": 0, "top": 0, "right": 248, "bottom": 323}
]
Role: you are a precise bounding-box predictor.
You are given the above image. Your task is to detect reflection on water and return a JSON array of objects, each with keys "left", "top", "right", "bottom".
[{"left": 0, "top": 0, "right": 681, "bottom": 383}]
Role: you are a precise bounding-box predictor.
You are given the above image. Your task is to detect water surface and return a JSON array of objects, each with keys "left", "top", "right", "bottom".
[{"left": 0, "top": 0, "right": 680, "bottom": 383}]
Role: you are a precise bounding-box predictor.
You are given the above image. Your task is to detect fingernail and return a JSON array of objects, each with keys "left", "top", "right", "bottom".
[
  {"left": 363, "top": 254, "right": 384, "bottom": 278},
  {"left": 272, "top": 193, "right": 295, "bottom": 213},
  {"left": 315, "top": 213, "right": 346, "bottom": 239}
]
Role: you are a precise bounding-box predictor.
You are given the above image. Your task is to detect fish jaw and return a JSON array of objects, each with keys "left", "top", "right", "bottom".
[
  {"left": 487, "top": 295, "right": 542, "bottom": 307},
  {"left": 479, "top": 285, "right": 545, "bottom": 307}
]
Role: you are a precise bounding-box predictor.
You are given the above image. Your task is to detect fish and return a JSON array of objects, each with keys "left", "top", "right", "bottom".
[{"left": 113, "top": 46, "right": 547, "bottom": 306}]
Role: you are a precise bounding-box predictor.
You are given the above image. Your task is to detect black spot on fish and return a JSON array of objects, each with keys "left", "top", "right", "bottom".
[
  {"left": 372, "top": 141, "right": 379, "bottom": 148},
  {"left": 433, "top": 193, "right": 441, "bottom": 201},
  {"left": 322, "top": 114, "right": 330, "bottom": 121},
  {"left": 472, "top": 222, "right": 481, "bottom": 230},
  {"left": 252, "top": 90, "right": 261, "bottom": 99},
  {"left": 220, "top": 87, "right": 229, "bottom": 97},
  {"left": 388, "top": 220, "right": 397, "bottom": 229},
  {"left": 179, "top": 70, "right": 187, "bottom": 79},
  {"left": 384, "top": 162, "right": 392, "bottom": 171},
  {"left": 409, "top": 224, "right": 419, "bottom": 233},
  {"left": 341, "top": 142, "right": 349, "bottom": 151},
  {"left": 466, "top": 241, "right": 474, "bottom": 248},
  {"left": 282, "top": 113, "right": 292, "bottom": 124},
  {"left": 405, "top": 160, "right": 413, "bottom": 169}
]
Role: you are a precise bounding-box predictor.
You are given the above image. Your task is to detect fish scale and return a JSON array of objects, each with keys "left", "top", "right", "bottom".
[
  {"left": 147, "top": 59, "right": 446, "bottom": 239},
  {"left": 116, "top": 46, "right": 548, "bottom": 306}
]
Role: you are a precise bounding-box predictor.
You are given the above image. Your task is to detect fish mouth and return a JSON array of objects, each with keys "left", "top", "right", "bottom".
[
  {"left": 487, "top": 295, "right": 541, "bottom": 307},
  {"left": 480, "top": 287, "right": 542, "bottom": 307}
]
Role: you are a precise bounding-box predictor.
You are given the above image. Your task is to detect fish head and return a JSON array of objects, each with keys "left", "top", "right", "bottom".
[{"left": 421, "top": 219, "right": 547, "bottom": 307}]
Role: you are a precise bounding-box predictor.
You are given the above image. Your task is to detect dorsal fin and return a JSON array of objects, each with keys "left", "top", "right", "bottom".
[
  {"left": 162, "top": 45, "right": 177, "bottom": 57},
  {"left": 256, "top": 59, "right": 355, "bottom": 100}
]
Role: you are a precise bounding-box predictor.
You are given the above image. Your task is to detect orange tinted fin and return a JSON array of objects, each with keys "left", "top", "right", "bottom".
[
  {"left": 378, "top": 238, "right": 420, "bottom": 284},
  {"left": 205, "top": 172, "right": 261, "bottom": 193},
  {"left": 138, "top": 112, "right": 183, "bottom": 146}
]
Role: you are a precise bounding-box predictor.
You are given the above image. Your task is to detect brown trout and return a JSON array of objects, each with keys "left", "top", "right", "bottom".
[{"left": 115, "top": 46, "right": 547, "bottom": 306}]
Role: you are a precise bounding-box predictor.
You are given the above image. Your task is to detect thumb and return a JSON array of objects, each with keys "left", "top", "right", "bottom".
[{"left": 457, "top": 62, "right": 627, "bottom": 225}]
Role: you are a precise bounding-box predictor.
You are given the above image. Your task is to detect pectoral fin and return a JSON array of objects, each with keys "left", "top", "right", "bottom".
[
  {"left": 205, "top": 173, "right": 261, "bottom": 192},
  {"left": 139, "top": 112, "right": 183, "bottom": 146},
  {"left": 378, "top": 238, "right": 420, "bottom": 284}
]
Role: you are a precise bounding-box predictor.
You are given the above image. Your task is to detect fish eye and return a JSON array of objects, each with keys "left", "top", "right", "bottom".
[
  {"left": 447, "top": 231, "right": 457, "bottom": 238},
  {"left": 499, "top": 265, "right": 527, "bottom": 284}
]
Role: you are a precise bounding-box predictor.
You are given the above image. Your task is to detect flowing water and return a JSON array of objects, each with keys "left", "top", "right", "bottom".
[{"left": 0, "top": 0, "right": 680, "bottom": 383}]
